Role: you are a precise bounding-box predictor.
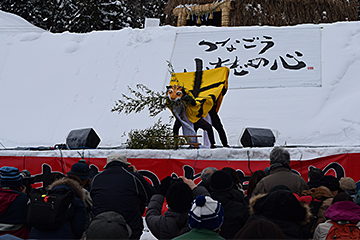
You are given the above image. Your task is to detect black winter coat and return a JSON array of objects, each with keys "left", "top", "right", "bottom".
[
  {"left": 91, "top": 161, "right": 155, "bottom": 239},
  {"left": 145, "top": 186, "right": 209, "bottom": 239},
  {"left": 211, "top": 189, "right": 249, "bottom": 239}
]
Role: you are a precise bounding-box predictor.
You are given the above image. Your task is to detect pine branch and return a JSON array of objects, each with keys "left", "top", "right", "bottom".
[
  {"left": 111, "top": 84, "right": 168, "bottom": 117},
  {"left": 125, "top": 118, "right": 187, "bottom": 149}
]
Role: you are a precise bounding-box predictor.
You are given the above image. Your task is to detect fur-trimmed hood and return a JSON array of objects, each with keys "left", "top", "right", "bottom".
[
  {"left": 249, "top": 190, "right": 311, "bottom": 226},
  {"left": 48, "top": 177, "right": 85, "bottom": 201},
  {"left": 301, "top": 185, "right": 334, "bottom": 199}
]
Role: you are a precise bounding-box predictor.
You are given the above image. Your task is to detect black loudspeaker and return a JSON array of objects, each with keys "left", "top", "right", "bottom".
[
  {"left": 66, "top": 128, "right": 101, "bottom": 149},
  {"left": 240, "top": 127, "right": 275, "bottom": 147}
]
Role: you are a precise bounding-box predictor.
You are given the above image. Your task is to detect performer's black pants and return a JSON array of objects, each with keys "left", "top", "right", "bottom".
[
  {"left": 207, "top": 107, "right": 229, "bottom": 147},
  {"left": 173, "top": 118, "right": 215, "bottom": 145}
]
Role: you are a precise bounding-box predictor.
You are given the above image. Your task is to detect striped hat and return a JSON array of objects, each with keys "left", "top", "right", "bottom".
[
  {"left": 188, "top": 195, "right": 224, "bottom": 231},
  {"left": 0, "top": 166, "right": 23, "bottom": 188}
]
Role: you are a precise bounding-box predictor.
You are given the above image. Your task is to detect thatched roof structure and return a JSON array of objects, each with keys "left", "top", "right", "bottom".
[{"left": 164, "top": 0, "right": 359, "bottom": 27}]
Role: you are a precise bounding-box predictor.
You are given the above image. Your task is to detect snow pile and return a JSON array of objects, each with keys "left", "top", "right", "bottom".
[{"left": 0, "top": 10, "right": 44, "bottom": 32}]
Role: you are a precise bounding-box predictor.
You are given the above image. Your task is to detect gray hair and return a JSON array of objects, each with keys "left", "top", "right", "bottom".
[
  {"left": 269, "top": 147, "right": 290, "bottom": 166},
  {"left": 200, "top": 167, "right": 218, "bottom": 182}
]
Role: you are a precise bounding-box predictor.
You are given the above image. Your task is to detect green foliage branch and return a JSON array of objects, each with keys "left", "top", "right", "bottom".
[
  {"left": 111, "top": 84, "right": 168, "bottom": 117},
  {"left": 125, "top": 118, "right": 187, "bottom": 149},
  {"left": 111, "top": 83, "right": 190, "bottom": 149}
]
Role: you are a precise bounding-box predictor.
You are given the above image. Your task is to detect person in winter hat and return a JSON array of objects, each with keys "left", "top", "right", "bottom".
[
  {"left": 210, "top": 170, "right": 249, "bottom": 239},
  {"left": 313, "top": 194, "right": 360, "bottom": 240},
  {"left": 91, "top": 153, "right": 155, "bottom": 240},
  {"left": 67, "top": 160, "right": 95, "bottom": 229},
  {"left": 210, "top": 170, "right": 234, "bottom": 192},
  {"left": 301, "top": 183, "right": 335, "bottom": 235},
  {"left": 172, "top": 195, "right": 225, "bottom": 240},
  {"left": 252, "top": 147, "right": 309, "bottom": 195},
  {"left": 339, "top": 177, "right": 357, "bottom": 200},
  {"left": 331, "top": 191, "right": 353, "bottom": 203},
  {"left": 19, "top": 169, "right": 33, "bottom": 196},
  {"left": 165, "top": 179, "right": 193, "bottom": 213},
  {"left": 146, "top": 176, "right": 209, "bottom": 239},
  {"left": 339, "top": 177, "right": 356, "bottom": 191},
  {"left": 319, "top": 175, "right": 340, "bottom": 197},
  {"left": 221, "top": 167, "right": 244, "bottom": 193},
  {"left": 248, "top": 185, "right": 311, "bottom": 239},
  {"left": 104, "top": 153, "right": 132, "bottom": 168},
  {"left": 67, "top": 161, "right": 94, "bottom": 183},
  {"left": 307, "top": 167, "right": 324, "bottom": 189},
  {"left": 308, "top": 174, "right": 341, "bottom": 230},
  {"left": 86, "top": 211, "right": 132, "bottom": 239},
  {"left": 0, "top": 166, "right": 29, "bottom": 239},
  {"left": 29, "top": 177, "right": 87, "bottom": 239}
]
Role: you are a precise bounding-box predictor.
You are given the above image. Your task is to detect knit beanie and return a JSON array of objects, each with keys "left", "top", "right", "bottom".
[
  {"left": 332, "top": 192, "right": 353, "bottom": 204},
  {"left": 308, "top": 167, "right": 324, "bottom": 181},
  {"left": 87, "top": 211, "right": 132, "bottom": 239},
  {"left": 210, "top": 170, "right": 233, "bottom": 192},
  {"left": 67, "top": 162, "right": 94, "bottom": 180},
  {"left": 166, "top": 181, "right": 193, "bottom": 213},
  {"left": 0, "top": 166, "right": 23, "bottom": 188},
  {"left": 339, "top": 177, "right": 356, "bottom": 191},
  {"left": 188, "top": 195, "right": 224, "bottom": 231},
  {"left": 320, "top": 175, "right": 340, "bottom": 191}
]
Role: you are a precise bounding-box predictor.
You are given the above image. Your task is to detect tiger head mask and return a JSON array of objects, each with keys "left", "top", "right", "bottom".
[{"left": 166, "top": 85, "right": 185, "bottom": 101}]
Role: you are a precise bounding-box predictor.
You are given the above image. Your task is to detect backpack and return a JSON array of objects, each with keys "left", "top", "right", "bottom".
[
  {"left": 326, "top": 221, "right": 360, "bottom": 239},
  {"left": 27, "top": 187, "right": 75, "bottom": 231}
]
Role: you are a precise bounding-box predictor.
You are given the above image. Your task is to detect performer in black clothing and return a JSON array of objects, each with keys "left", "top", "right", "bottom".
[
  {"left": 173, "top": 105, "right": 229, "bottom": 148},
  {"left": 203, "top": 105, "right": 229, "bottom": 147},
  {"left": 173, "top": 118, "right": 216, "bottom": 148}
]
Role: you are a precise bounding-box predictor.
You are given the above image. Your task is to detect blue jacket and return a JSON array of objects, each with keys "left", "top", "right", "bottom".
[
  {"left": 29, "top": 178, "right": 86, "bottom": 239},
  {"left": 91, "top": 161, "right": 155, "bottom": 239}
]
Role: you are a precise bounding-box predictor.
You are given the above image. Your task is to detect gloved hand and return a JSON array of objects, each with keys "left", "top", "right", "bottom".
[{"left": 159, "top": 176, "right": 173, "bottom": 196}]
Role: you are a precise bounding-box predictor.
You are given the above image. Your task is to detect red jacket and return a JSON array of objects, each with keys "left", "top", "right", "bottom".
[{"left": 0, "top": 188, "right": 30, "bottom": 239}]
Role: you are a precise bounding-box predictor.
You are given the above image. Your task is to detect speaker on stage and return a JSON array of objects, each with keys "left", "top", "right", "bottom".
[
  {"left": 66, "top": 128, "right": 101, "bottom": 149},
  {"left": 240, "top": 127, "right": 275, "bottom": 147}
]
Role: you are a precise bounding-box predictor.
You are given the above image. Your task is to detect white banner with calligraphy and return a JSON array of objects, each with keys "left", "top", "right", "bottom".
[{"left": 169, "top": 25, "right": 321, "bottom": 89}]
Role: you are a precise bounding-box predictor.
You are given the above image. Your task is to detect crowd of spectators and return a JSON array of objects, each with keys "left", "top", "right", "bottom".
[{"left": 0, "top": 147, "right": 359, "bottom": 239}]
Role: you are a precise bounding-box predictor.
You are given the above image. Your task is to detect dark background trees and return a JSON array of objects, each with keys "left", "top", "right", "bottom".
[{"left": 0, "top": 0, "right": 168, "bottom": 33}]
